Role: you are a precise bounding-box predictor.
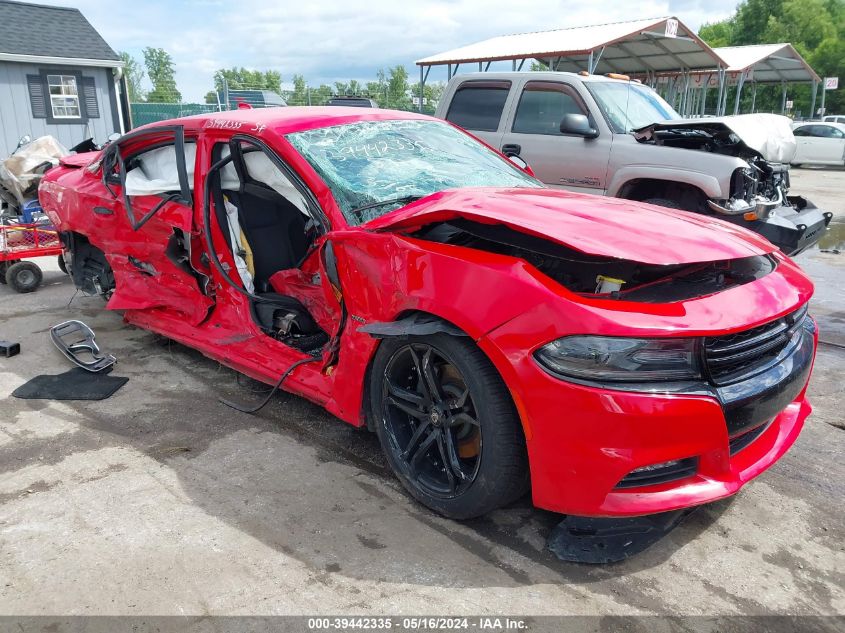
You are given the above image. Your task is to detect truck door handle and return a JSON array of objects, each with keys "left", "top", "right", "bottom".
[
  {"left": 501, "top": 144, "right": 522, "bottom": 156},
  {"left": 93, "top": 206, "right": 114, "bottom": 216}
]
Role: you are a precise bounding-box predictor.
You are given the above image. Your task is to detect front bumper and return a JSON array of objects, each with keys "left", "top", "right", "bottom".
[
  {"left": 480, "top": 317, "right": 816, "bottom": 517},
  {"left": 716, "top": 196, "right": 832, "bottom": 256}
]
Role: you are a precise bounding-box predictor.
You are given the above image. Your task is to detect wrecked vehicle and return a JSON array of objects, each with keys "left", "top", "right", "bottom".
[
  {"left": 435, "top": 72, "right": 832, "bottom": 255},
  {"left": 40, "top": 108, "right": 817, "bottom": 521}
]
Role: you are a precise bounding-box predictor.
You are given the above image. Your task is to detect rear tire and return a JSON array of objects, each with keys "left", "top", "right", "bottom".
[
  {"left": 6, "top": 261, "right": 42, "bottom": 293},
  {"left": 370, "top": 332, "right": 529, "bottom": 519}
]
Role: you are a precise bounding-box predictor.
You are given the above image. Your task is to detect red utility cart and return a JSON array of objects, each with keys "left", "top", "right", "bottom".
[{"left": 0, "top": 223, "right": 64, "bottom": 293}]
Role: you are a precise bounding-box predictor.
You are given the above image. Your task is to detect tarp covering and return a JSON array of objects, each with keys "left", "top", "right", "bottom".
[{"left": 0, "top": 136, "right": 68, "bottom": 204}]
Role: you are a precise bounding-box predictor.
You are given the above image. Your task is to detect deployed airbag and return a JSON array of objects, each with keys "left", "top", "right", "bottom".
[{"left": 125, "top": 143, "right": 196, "bottom": 197}]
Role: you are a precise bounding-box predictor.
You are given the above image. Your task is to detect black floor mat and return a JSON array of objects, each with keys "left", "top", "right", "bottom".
[{"left": 12, "top": 367, "right": 128, "bottom": 401}]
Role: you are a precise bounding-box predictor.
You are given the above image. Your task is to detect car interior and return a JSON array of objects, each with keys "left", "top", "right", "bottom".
[
  {"left": 210, "top": 142, "right": 328, "bottom": 352},
  {"left": 123, "top": 139, "right": 329, "bottom": 353}
]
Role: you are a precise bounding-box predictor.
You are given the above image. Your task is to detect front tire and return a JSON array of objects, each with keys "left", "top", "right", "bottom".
[
  {"left": 6, "top": 261, "right": 42, "bottom": 293},
  {"left": 370, "top": 333, "right": 528, "bottom": 519},
  {"left": 641, "top": 197, "right": 684, "bottom": 210}
]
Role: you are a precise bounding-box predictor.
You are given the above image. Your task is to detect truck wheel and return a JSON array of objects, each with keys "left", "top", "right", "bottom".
[
  {"left": 6, "top": 261, "right": 43, "bottom": 293},
  {"left": 370, "top": 332, "right": 529, "bottom": 519},
  {"left": 642, "top": 197, "right": 683, "bottom": 210}
]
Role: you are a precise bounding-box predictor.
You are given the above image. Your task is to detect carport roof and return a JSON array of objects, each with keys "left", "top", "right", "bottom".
[
  {"left": 714, "top": 43, "right": 820, "bottom": 83},
  {"left": 415, "top": 16, "right": 725, "bottom": 74}
]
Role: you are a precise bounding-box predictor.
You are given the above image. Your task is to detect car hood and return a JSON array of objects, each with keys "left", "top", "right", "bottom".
[
  {"left": 364, "top": 187, "right": 776, "bottom": 266},
  {"left": 635, "top": 113, "right": 797, "bottom": 163}
]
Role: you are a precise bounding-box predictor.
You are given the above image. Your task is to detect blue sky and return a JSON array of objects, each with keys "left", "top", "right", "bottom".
[{"left": 45, "top": 0, "right": 739, "bottom": 102}]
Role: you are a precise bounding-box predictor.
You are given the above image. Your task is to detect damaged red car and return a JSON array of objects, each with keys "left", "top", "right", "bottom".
[{"left": 39, "top": 108, "right": 817, "bottom": 520}]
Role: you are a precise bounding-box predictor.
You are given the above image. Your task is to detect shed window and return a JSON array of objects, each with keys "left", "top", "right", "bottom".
[{"left": 47, "top": 74, "right": 81, "bottom": 119}]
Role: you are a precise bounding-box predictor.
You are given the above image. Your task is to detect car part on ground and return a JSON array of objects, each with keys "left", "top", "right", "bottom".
[
  {"left": 0, "top": 340, "right": 20, "bottom": 357},
  {"left": 50, "top": 320, "right": 116, "bottom": 373},
  {"left": 434, "top": 71, "right": 831, "bottom": 255},
  {"left": 547, "top": 508, "right": 697, "bottom": 564},
  {"left": 38, "top": 107, "right": 817, "bottom": 532},
  {"left": 11, "top": 367, "right": 128, "bottom": 401}
]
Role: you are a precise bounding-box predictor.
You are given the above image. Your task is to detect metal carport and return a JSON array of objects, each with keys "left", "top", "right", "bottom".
[
  {"left": 414, "top": 16, "right": 727, "bottom": 114},
  {"left": 711, "top": 43, "right": 821, "bottom": 116}
]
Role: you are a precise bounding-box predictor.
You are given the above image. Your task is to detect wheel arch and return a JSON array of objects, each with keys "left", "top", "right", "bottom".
[
  {"left": 358, "top": 309, "right": 530, "bottom": 444},
  {"left": 616, "top": 177, "right": 710, "bottom": 212}
]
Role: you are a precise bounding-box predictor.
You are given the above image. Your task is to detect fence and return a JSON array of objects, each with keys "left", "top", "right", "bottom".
[{"left": 130, "top": 102, "right": 220, "bottom": 128}]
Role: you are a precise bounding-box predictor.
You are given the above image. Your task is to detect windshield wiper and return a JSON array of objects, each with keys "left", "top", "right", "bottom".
[{"left": 349, "top": 195, "right": 423, "bottom": 219}]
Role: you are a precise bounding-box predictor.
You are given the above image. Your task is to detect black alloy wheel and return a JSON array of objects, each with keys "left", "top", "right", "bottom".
[
  {"left": 371, "top": 332, "right": 528, "bottom": 519},
  {"left": 382, "top": 342, "right": 482, "bottom": 498}
]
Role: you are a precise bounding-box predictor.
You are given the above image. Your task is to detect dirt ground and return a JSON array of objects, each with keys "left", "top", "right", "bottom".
[{"left": 0, "top": 167, "right": 842, "bottom": 623}]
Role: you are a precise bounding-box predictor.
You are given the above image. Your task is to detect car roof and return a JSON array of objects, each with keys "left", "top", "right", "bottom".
[{"left": 133, "top": 106, "right": 430, "bottom": 136}]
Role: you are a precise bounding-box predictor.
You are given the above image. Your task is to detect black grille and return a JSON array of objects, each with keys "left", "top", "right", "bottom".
[
  {"left": 728, "top": 419, "right": 772, "bottom": 456},
  {"left": 615, "top": 457, "right": 698, "bottom": 489},
  {"left": 704, "top": 304, "right": 808, "bottom": 385}
]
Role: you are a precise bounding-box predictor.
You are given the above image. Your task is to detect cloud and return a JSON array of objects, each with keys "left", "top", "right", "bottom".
[{"left": 42, "top": 0, "right": 739, "bottom": 101}]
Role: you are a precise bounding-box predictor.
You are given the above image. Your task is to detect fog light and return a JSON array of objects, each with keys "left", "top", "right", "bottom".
[
  {"left": 630, "top": 459, "right": 683, "bottom": 473},
  {"left": 615, "top": 457, "right": 698, "bottom": 489}
]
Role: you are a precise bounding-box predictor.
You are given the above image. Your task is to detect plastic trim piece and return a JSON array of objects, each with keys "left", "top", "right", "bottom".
[
  {"left": 358, "top": 314, "right": 468, "bottom": 339},
  {"left": 49, "top": 320, "right": 116, "bottom": 373}
]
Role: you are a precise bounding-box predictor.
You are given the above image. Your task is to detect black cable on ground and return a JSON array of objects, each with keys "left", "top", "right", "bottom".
[{"left": 219, "top": 357, "right": 320, "bottom": 414}]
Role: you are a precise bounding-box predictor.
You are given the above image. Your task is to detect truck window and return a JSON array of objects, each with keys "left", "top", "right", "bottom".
[
  {"left": 512, "top": 82, "right": 587, "bottom": 135},
  {"left": 445, "top": 81, "right": 511, "bottom": 132}
]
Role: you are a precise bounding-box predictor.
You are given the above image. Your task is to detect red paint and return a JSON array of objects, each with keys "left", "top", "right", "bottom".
[{"left": 39, "top": 107, "right": 816, "bottom": 517}]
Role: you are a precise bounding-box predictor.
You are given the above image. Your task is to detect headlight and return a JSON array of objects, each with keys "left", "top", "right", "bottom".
[{"left": 534, "top": 336, "right": 702, "bottom": 382}]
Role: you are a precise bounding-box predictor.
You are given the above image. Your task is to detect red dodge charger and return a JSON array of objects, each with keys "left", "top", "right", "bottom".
[{"left": 40, "top": 107, "right": 816, "bottom": 520}]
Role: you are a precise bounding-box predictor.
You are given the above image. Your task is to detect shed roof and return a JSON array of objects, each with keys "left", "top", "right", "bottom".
[
  {"left": 0, "top": 0, "right": 121, "bottom": 63},
  {"left": 714, "top": 43, "right": 820, "bottom": 83},
  {"left": 416, "top": 16, "right": 725, "bottom": 74}
]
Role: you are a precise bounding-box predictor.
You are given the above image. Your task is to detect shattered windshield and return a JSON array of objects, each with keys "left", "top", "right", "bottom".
[
  {"left": 286, "top": 119, "right": 541, "bottom": 224},
  {"left": 586, "top": 82, "right": 681, "bottom": 133}
]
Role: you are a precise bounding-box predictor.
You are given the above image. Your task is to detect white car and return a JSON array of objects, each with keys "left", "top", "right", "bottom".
[
  {"left": 822, "top": 115, "right": 845, "bottom": 124},
  {"left": 792, "top": 122, "right": 845, "bottom": 167}
]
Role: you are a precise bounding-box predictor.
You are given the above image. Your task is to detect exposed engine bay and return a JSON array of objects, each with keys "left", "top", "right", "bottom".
[
  {"left": 634, "top": 114, "right": 796, "bottom": 215},
  {"left": 414, "top": 219, "right": 775, "bottom": 303}
]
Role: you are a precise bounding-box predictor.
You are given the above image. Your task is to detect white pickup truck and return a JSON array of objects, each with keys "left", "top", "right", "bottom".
[{"left": 435, "top": 71, "right": 832, "bottom": 255}]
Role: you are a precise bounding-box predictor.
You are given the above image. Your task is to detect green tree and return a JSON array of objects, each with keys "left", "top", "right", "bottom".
[
  {"left": 386, "top": 65, "right": 411, "bottom": 109},
  {"left": 410, "top": 81, "right": 446, "bottom": 113},
  {"left": 698, "top": 21, "right": 734, "bottom": 47},
  {"left": 366, "top": 69, "right": 389, "bottom": 105},
  {"left": 287, "top": 74, "right": 309, "bottom": 105},
  {"left": 143, "top": 47, "right": 180, "bottom": 103},
  {"left": 699, "top": 0, "right": 845, "bottom": 115},
  {"left": 119, "top": 51, "right": 146, "bottom": 102},
  {"left": 732, "top": 0, "right": 783, "bottom": 45},
  {"left": 213, "top": 67, "right": 282, "bottom": 93}
]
